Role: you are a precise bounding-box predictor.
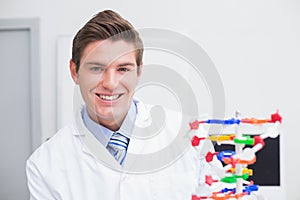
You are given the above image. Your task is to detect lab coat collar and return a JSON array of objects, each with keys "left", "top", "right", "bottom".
[
  {"left": 71, "top": 98, "right": 151, "bottom": 137},
  {"left": 70, "top": 98, "right": 154, "bottom": 171}
]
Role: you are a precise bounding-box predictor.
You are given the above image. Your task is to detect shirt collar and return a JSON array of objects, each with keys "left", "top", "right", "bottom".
[{"left": 82, "top": 101, "right": 137, "bottom": 147}]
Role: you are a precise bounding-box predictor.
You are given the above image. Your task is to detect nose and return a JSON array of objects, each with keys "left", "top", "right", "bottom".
[{"left": 100, "top": 69, "right": 119, "bottom": 91}]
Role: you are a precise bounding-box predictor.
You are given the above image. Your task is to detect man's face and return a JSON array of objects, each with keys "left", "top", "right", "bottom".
[{"left": 70, "top": 40, "right": 142, "bottom": 130}]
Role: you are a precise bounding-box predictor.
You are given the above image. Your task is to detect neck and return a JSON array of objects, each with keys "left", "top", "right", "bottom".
[
  {"left": 96, "top": 115, "right": 126, "bottom": 132},
  {"left": 86, "top": 106, "right": 130, "bottom": 132}
]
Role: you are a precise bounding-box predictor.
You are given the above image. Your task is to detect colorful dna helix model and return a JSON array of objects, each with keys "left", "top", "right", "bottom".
[{"left": 189, "top": 111, "right": 282, "bottom": 200}]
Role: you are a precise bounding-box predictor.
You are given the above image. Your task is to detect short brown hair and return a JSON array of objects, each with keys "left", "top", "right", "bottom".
[{"left": 72, "top": 10, "right": 144, "bottom": 73}]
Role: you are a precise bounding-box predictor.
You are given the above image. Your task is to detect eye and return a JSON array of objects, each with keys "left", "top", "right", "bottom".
[
  {"left": 117, "top": 63, "right": 135, "bottom": 72},
  {"left": 118, "top": 67, "right": 130, "bottom": 72},
  {"left": 90, "top": 66, "right": 105, "bottom": 72}
]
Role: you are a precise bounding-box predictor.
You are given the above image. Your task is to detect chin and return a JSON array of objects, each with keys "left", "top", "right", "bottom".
[{"left": 96, "top": 108, "right": 121, "bottom": 119}]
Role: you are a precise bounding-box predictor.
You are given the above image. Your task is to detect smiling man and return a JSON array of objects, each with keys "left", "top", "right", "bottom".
[
  {"left": 26, "top": 10, "right": 216, "bottom": 200},
  {"left": 70, "top": 39, "right": 141, "bottom": 131}
]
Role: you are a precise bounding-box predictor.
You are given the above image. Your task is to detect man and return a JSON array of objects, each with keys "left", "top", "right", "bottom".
[{"left": 26, "top": 10, "right": 212, "bottom": 199}]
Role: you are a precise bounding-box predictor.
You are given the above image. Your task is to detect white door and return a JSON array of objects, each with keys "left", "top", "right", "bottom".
[{"left": 0, "top": 19, "right": 41, "bottom": 200}]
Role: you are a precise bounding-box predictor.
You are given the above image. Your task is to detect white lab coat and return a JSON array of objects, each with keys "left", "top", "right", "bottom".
[{"left": 26, "top": 100, "right": 215, "bottom": 200}]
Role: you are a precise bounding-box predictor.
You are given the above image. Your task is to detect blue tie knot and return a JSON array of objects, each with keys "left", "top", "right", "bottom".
[{"left": 107, "top": 132, "right": 129, "bottom": 165}]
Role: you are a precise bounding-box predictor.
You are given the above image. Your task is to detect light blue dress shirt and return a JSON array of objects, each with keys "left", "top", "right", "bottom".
[{"left": 82, "top": 101, "right": 137, "bottom": 147}]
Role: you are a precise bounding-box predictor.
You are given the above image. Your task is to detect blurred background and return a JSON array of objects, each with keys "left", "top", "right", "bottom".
[{"left": 0, "top": 0, "right": 299, "bottom": 199}]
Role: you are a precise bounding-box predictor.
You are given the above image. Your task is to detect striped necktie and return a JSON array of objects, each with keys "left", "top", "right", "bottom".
[{"left": 107, "top": 132, "right": 130, "bottom": 165}]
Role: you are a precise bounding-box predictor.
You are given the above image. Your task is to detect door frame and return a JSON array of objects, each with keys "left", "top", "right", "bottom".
[{"left": 0, "top": 18, "right": 41, "bottom": 151}]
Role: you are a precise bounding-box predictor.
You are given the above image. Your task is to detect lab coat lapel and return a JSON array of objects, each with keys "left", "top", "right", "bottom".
[
  {"left": 74, "top": 106, "right": 122, "bottom": 170},
  {"left": 123, "top": 100, "right": 153, "bottom": 170}
]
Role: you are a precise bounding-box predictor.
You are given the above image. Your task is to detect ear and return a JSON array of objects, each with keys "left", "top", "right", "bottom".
[
  {"left": 70, "top": 59, "right": 79, "bottom": 84},
  {"left": 137, "top": 61, "right": 143, "bottom": 78}
]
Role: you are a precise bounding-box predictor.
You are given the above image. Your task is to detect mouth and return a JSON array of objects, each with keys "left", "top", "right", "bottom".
[{"left": 95, "top": 93, "right": 123, "bottom": 101}]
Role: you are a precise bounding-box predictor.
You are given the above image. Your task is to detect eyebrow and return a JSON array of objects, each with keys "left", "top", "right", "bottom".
[
  {"left": 84, "top": 61, "right": 136, "bottom": 68},
  {"left": 117, "top": 62, "right": 136, "bottom": 67},
  {"left": 84, "top": 62, "right": 106, "bottom": 67}
]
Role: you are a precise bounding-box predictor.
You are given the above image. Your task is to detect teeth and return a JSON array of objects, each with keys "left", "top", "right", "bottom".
[{"left": 99, "top": 94, "right": 120, "bottom": 101}]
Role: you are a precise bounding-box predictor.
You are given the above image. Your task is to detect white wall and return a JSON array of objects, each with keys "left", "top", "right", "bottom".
[{"left": 1, "top": 0, "right": 299, "bottom": 199}]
